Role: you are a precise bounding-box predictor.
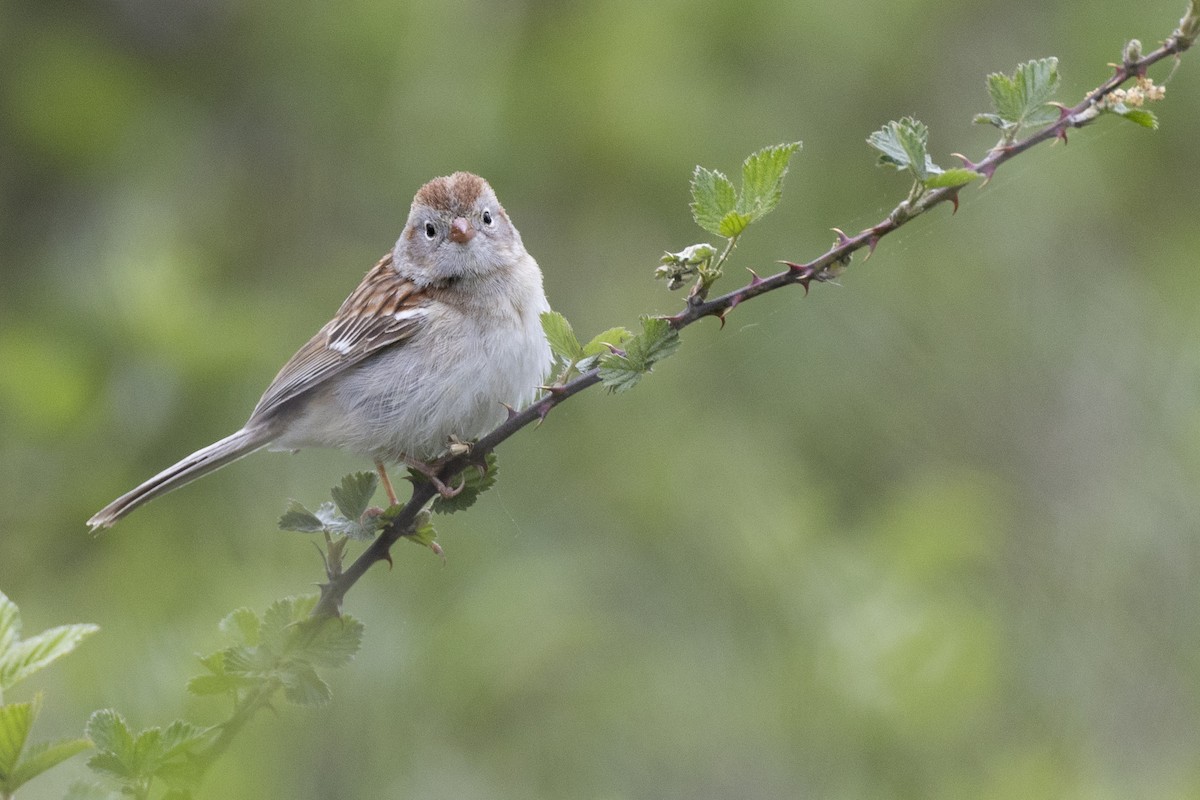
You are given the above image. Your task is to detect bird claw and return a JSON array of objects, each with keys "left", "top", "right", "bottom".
[{"left": 403, "top": 456, "right": 465, "bottom": 499}]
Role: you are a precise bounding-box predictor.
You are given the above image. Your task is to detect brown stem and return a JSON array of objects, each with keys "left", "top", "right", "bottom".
[{"left": 310, "top": 8, "right": 1195, "bottom": 619}]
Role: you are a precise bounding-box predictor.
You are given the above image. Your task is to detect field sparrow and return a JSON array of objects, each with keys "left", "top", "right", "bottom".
[{"left": 88, "top": 172, "right": 552, "bottom": 529}]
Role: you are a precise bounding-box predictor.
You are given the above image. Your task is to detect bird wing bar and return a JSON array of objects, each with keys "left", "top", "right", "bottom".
[{"left": 249, "top": 253, "right": 427, "bottom": 421}]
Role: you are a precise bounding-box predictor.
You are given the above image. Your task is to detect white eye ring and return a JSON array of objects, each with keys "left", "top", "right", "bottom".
[
  {"left": 423, "top": 222, "right": 437, "bottom": 239},
  {"left": 481, "top": 209, "right": 494, "bottom": 226}
]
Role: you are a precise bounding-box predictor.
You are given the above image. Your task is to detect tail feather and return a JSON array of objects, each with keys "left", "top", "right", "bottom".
[{"left": 88, "top": 426, "right": 275, "bottom": 530}]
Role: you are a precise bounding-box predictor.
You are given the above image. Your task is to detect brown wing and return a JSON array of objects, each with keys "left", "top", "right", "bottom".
[{"left": 249, "top": 252, "right": 427, "bottom": 421}]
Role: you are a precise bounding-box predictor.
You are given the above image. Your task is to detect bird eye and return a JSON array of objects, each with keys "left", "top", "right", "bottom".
[
  {"left": 424, "top": 222, "right": 437, "bottom": 239},
  {"left": 481, "top": 209, "right": 493, "bottom": 226}
]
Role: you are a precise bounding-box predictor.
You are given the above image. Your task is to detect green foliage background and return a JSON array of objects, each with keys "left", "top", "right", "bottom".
[{"left": 2, "top": 0, "right": 1199, "bottom": 797}]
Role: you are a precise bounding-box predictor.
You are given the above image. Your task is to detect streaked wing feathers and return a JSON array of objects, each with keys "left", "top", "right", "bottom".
[{"left": 249, "top": 252, "right": 426, "bottom": 420}]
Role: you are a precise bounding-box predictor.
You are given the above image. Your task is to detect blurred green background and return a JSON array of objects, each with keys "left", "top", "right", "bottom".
[{"left": 2, "top": 0, "right": 1199, "bottom": 797}]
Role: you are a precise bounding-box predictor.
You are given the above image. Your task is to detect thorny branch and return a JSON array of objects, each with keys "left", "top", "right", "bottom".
[{"left": 311, "top": 4, "right": 1198, "bottom": 619}]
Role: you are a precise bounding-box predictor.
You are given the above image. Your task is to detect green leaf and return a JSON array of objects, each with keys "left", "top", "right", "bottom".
[
  {"left": 330, "top": 472, "right": 378, "bottom": 520},
  {"left": 278, "top": 501, "right": 324, "bottom": 533},
  {"left": 287, "top": 615, "right": 363, "bottom": 669},
  {"left": 1112, "top": 106, "right": 1159, "bottom": 129},
  {"left": 867, "top": 117, "right": 933, "bottom": 180},
  {"left": 690, "top": 166, "right": 738, "bottom": 236},
  {"left": 184, "top": 673, "right": 244, "bottom": 696},
  {"left": 986, "top": 57, "right": 1060, "bottom": 129},
  {"left": 84, "top": 710, "right": 133, "bottom": 767},
  {"left": 972, "top": 112, "right": 1012, "bottom": 131},
  {"left": 280, "top": 664, "right": 331, "bottom": 707},
  {"left": 717, "top": 210, "right": 753, "bottom": 238},
  {"left": 923, "top": 168, "right": 980, "bottom": 188},
  {"left": 404, "top": 510, "right": 441, "bottom": 553},
  {"left": 598, "top": 317, "right": 681, "bottom": 393},
  {"left": 739, "top": 142, "right": 801, "bottom": 219},
  {"left": 218, "top": 608, "right": 260, "bottom": 647},
  {"left": 281, "top": 499, "right": 376, "bottom": 541},
  {"left": 0, "top": 591, "right": 98, "bottom": 693},
  {"left": 540, "top": 311, "right": 583, "bottom": 363},
  {"left": 582, "top": 327, "right": 634, "bottom": 358},
  {"left": 7, "top": 736, "right": 91, "bottom": 789},
  {"left": 428, "top": 452, "right": 499, "bottom": 514},
  {"left": 0, "top": 700, "right": 35, "bottom": 779}
]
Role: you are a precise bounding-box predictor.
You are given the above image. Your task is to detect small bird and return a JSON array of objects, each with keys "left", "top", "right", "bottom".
[{"left": 88, "top": 172, "right": 552, "bottom": 529}]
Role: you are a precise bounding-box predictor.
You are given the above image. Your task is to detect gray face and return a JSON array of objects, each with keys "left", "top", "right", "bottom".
[{"left": 395, "top": 172, "right": 520, "bottom": 284}]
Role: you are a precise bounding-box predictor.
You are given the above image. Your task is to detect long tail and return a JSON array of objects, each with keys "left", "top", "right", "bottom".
[{"left": 88, "top": 426, "right": 275, "bottom": 530}]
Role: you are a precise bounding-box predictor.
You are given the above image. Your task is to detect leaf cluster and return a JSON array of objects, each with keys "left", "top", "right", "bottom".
[
  {"left": 689, "top": 142, "right": 800, "bottom": 239},
  {"left": 541, "top": 312, "right": 681, "bottom": 395},
  {"left": 83, "top": 712, "right": 211, "bottom": 800},
  {"left": 188, "top": 595, "right": 362, "bottom": 707},
  {"left": 541, "top": 311, "right": 633, "bottom": 387},
  {"left": 867, "top": 117, "right": 978, "bottom": 190},
  {"left": 0, "top": 591, "right": 96, "bottom": 798},
  {"left": 974, "top": 57, "right": 1062, "bottom": 140}
]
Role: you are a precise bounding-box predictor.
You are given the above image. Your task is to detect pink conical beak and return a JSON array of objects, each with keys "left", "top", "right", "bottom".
[{"left": 449, "top": 216, "right": 475, "bottom": 244}]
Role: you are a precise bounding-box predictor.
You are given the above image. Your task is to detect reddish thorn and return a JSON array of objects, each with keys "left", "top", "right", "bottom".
[
  {"left": 606, "top": 345, "right": 626, "bottom": 356},
  {"left": 951, "top": 152, "right": 978, "bottom": 170},
  {"left": 1056, "top": 127, "right": 1069, "bottom": 144},
  {"left": 831, "top": 227, "right": 850, "bottom": 245},
  {"left": 950, "top": 192, "right": 960, "bottom": 214},
  {"left": 863, "top": 235, "right": 880, "bottom": 261},
  {"left": 798, "top": 276, "right": 812, "bottom": 296},
  {"left": 536, "top": 400, "right": 553, "bottom": 421},
  {"left": 746, "top": 267, "right": 764, "bottom": 286},
  {"left": 784, "top": 260, "right": 809, "bottom": 274}
]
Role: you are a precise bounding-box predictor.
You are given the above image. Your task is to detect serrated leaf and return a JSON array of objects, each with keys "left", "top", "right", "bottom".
[
  {"left": 84, "top": 710, "right": 134, "bottom": 769},
  {"left": 131, "top": 727, "right": 164, "bottom": 770},
  {"left": 582, "top": 327, "right": 633, "bottom": 358},
  {"left": 184, "top": 673, "right": 245, "bottom": 696},
  {"left": 404, "top": 510, "right": 441, "bottom": 553},
  {"left": 540, "top": 311, "right": 583, "bottom": 363},
  {"left": 287, "top": 615, "right": 363, "bottom": 669},
  {"left": 739, "top": 142, "right": 801, "bottom": 219},
  {"left": 217, "top": 644, "right": 257, "bottom": 675},
  {"left": 157, "top": 721, "right": 209, "bottom": 760},
  {"left": 429, "top": 452, "right": 498, "bottom": 514},
  {"left": 867, "top": 117, "right": 934, "bottom": 180},
  {"left": 281, "top": 664, "right": 331, "bottom": 707},
  {"left": 331, "top": 472, "right": 378, "bottom": 520},
  {"left": 690, "top": 166, "right": 738, "bottom": 236},
  {"left": 634, "top": 317, "right": 682, "bottom": 365},
  {"left": 1113, "top": 106, "right": 1158, "bottom": 129},
  {"left": 717, "top": 210, "right": 753, "bottom": 238},
  {"left": 596, "top": 358, "right": 643, "bottom": 393},
  {"left": 312, "top": 501, "right": 375, "bottom": 541},
  {"left": 84, "top": 752, "right": 131, "bottom": 781},
  {"left": 218, "top": 608, "right": 260, "bottom": 647},
  {"left": 0, "top": 700, "right": 34, "bottom": 777},
  {"left": 258, "top": 599, "right": 299, "bottom": 658},
  {"left": 597, "top": 317, "right": 681, "bottom": 393},
  {"left": 923, "top": 168, "right": 980, "bottom": 188},
  {"left": 986, "top": 57, "right": 1060, "bottom": 129},
  {"left": 0, "top": 592, "right": 98, "bottom": 693},
  {"left": 278, "top": 502, "right": 325, "bottom": 533}
]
